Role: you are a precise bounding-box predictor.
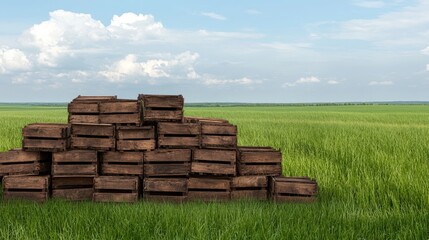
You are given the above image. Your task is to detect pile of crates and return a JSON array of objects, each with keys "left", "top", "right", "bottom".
[{"left": 0, "top": 94, "right": 318, "bottom": 203}]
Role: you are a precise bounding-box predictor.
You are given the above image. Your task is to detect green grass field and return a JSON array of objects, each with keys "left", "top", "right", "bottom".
[{"left": 0, "top": 104, "right": 428, "bottom": 239}]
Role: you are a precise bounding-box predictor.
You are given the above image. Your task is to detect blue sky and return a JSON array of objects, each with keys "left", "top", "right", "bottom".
[{"left": 0, "top": 0, "right": 428, "bottom": 102}]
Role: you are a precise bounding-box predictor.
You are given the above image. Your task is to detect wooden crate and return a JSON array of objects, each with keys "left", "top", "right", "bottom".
[
  {"left": 143, "top": 178, "right": 187, "bottom": 203},
  {"left": 116, "top": 126, "right": 156, "bottom": 151},
  {"left": 144, "top": 149, "right": 191, "bottom": 177},
  {"left": 22, "top": 123, "right": 70, "bottom": 152},
  {"left": 71, "top": 123, "right": 115, "bottom": 150},
  {"left": 0, "top": 150, "right": 51, "bottom": 176},
  {"left": 52, "top": 150, "right": 98, "bottom": 176},
  {"left": 99, "top": 100, "right": 141, "bottom": 125},
  {"left": 237, "top": 147, "right": 282, "bottom": 176},
  {"left": 52, "top": 175, "right": 94, "bottom": 201},
  {"left": 192, "top": 149, "right": 236, "bottom": 176},
  {"left": 269, "top": 176, "right": 318, "bottom": 203},
  {"left": 94, "top": 176, "right": 140, "bottom": 203},
  {"left": 101, "top": 151, "right": 143, "bottom": 176},
  {"left": 201, "top": 121, "right": 237, "bottom": 149},
  {"left": 231, "top": 176, "right": 268, "bottom": 200},
  {"left": 68, "top": 95, "right": 117, "bottom": 124},
  {"left": 188, "top": 177, "right": 231, "bottom": 201},
  {"left": 3, "top": 175, "right": 50, "bottom": 202},
  {"left": 139, "top": 94, "right": 184, "bottom": 122},
  {"left": 157, "top": 122, "right": 200, "bottom": 148}
]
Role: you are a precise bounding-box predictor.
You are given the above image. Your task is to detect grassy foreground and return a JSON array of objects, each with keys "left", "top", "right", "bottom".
[{"left": 0, "top": 104, "right": 428, "bottom": 239}]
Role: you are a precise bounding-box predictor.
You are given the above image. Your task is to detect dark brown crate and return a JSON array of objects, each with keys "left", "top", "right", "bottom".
[
  {"left": 269, "top": 176, "right": 318, "bottom": 203},
  {"left": 139, "top": 94, "right": 184, "bottom": 122},
  {"left": 192, "top": 149, "right": 236, "bottom": 176},
  {"left": 71, "top": 124, "right": 115, "bottom": 150},
  {"left": 0, "top": 150, "right": 51, "bottom": 176},
  {"left": 200, "top": 121, "right": 237, "bottom": 149},
  {"left": 237, "top": 146, "right": 282, "bottom": 176},
  {"left": 3, "top": 175, "right": 50, "bottom": 202},
  {"left": 99, "top": 113, "right": 141, "bottom": 125},
  {"left": 143, "top": 177, "right": 187, "bottom": 202},
  {"left": 94, "top": 176, "right": 140, "bottom": 203},
  {"left": 144, "top": 149, "right": 191, "bottom": 177},
  {"left": 101, "top": 151, "right": 143, "bottom": 176},
  {"left": 68, "top": 101, "right": 99, "bottom": 114},
  {"left": 157, "top": 122, "right": 200, "bottom": 148},
  {"left": 23, "top": 123, "right": 70, "bottom": 139},
  {"left": 68, "top": 96, "right": 117, "bottom": 124},
  {"left": 52, "top": 150, "right": 98, "bottom": 176},
  {"left": 52, "top": 175, "right": 94, "bottom": 201},
  {"left": 231, "top": 176, "right": 268, "bottom": 201},
  {"left": 188, "top": 177, "right": 231, "bottom": 201},
  {"left": 22, "top": 123, "right": 70, "bottom": 152},
  {"left": 116, "top": 126, "right": 156, "bottom": 151}
]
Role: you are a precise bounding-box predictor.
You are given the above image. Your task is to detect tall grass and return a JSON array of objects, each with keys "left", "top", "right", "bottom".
[{"left": 0, "top": 104, "right": 428, "bottom": 239}]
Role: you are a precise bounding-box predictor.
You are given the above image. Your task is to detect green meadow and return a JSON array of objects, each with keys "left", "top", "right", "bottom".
[{"left": 0, "top": 104, "right": 428, "bottom": 239}]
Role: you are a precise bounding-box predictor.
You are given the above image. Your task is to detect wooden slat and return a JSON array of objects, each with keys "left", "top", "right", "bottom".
[
  {"left": 140, "top": 94, "right": 184, "bottom": 108},
  {"left": 71, "top": 137, "right": 115, "bottom": 150},
  {"left": 193, "top": 149, "right": 236, "bottom": 162},
  {"left": 99, "top": 101, "right": 139, "bottom": 113},
  {"left": 144, "top": 163, "right": 190, "bottom": 177},
  {"left": 144, "top": 178, "right": 187, "bottom": 192},
  {"left": 23, "top": 123, "right": 69, "bottom": 138},
  {"left": 117, "top": 140, "right": 156, "bottom": 151},
  {"left": 158, "top": 136, "right": 200, "bottom": 148},
  {"left": 73, "top": 95, "right": 117, "bottom": 101},
  {"left": 237, "top": 164, "right": 282, "bottom": 176},
  {"left": 116, "top": 126, "right": 155, "bottom": 140},
  {"left": 239, "top": 148, "right": 282, "bottom": 163},
  {"left": 52, "top": 188, "right": 93, "bottom": 201},
  {"left": 94, "top": 176, "right": 139, "bottom": 191},
  {"left": 0, "top": 163, "right": 42, "bottom": 176},
  {"left": 68, "top": 102, "right": 99, "bottom": 113},
  {"left": 191, "top": 162, "right": 236, "bottom": 176},
  {"left": 231, "top": 190, "right": 267, "bottom": 200},
  {"left": 69, "top": 115, "right": 100, "bottom": 124},
  {"left": 23, "top": 139, "right": 68, "bottom": 151},
  {"left": 3, "top": 175, "right": 49, "bottom": 190},
  {"left": 272, "top": 177, "right": 318, "bottom": 196},
  {"left": 188, "top": 178, "right": 230, "bottom": 191},
  {"left": 201, "top": 123, "right": 237, "bottom": 135},
  {"left": 101, "top": 164, "right": 144, "bottom": 176},
  {"left": 102, "top": 152, "right": 143, "bottom": 163},
  {"left": 0, "top": 150, "right": 43, "bottom": 163},
  {"left": 53, "top": 150, "right": 97, "bottom": 163},
  {"left": 52, "top": 164, "right": 97, "bottom": 176},
  {"left": 201, "top": 136, "right": 237, "bottom": 148},
  {"left": 143, "top": 110, "right": 183, "bottom": 121},
  {"left": 71, "top": 124, "right": 114, "bottom": 137},
  {"left": 231, "top": 176, "right": 267, "bottom": 188},
  {"left": 144, "top": 149, "right": 191, "bottom": 162},
  {"left": 93, "top": 193, "right": 139, "bottom": 203},
  {"left": 99, "top": 113, "right": 140, "bottom": 124},
  {"left": 158, "top": 122, "right": 200, "bottom": 135},
  {"left": 52, "top": 176, "right": 94, "bottom": 189},
  {"left": 3, "top": 192, "right": 49, "bottom": 202}
]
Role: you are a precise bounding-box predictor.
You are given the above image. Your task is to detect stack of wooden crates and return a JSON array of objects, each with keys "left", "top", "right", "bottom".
[{"left": 0, "top": 94, "right": 318, "bottom": 203}]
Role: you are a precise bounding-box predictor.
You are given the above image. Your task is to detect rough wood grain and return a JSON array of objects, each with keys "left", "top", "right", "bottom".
[
  {"left": 23, "top": 139, "right": 68, "bottom": 151},
  {"left": 116, "top": 126, "right": 155, "bottom": 140},
  {"left": 158, "top": 136, "right": 200, "bottom": 148},
  {"left": 99, "top": 101, "right": 139, "bottom": 113},
  {"left": 52, "top": 176, "right": 94, "bottom": 189},
  {"left": 117, "top": 140, "right": 156, "bottom": 151},
  {"left": 71, "top": 124, "right": 114, "bottom": 137},
  {"left": 158, "top": 122, "right": 200, "bottom": 135},
  {"left": 69, "top": 115, "right": 100, "bottom": 124},
  {"left": 101, "top": 164, "right": 144, "bottom": 176},
  {"left": 144, "top": 178, "right": 187, "bottom": 192},
  {"left": 144, "top": 149, "right": 191, "bottom": 162},
  {"left": 237, "top": 164, "right": 282, "bottom": 176},
  {"left": 3, "top": 175, "right": 49, "bottom": 190},
  {"left": 52, "top": 188, "right": 93, "bottom": 201},
  {"left": 143, "top": 110, "right": 183, "bottom": 121},
  {"left": 94, "top": 176, "right": 139, "bottom": 191},
  {"left": 23, "top": 123, "right": 69, "bottom": 138},
  {"left": 99, "top": 114, "right": 140, "bottom": 124},
  {"left": 0, "top": 150, "right": 44, "bottom": 163},
  {"left": 188, "top": 177, "right": 230, "bottom": 191},
  {"left": 201, "top": 123, "right": 237, "bottom": 135},
  {"left": 68, "top": 102, "right": 99, "bottom": 113},
  {"left": 139, "top": 94, "right": 184, "bottom": 108},
  {"left": 52, "top": 164, "right": 97, "bottom": 176},
  {"left": 193, "top": 149, "right": 236, "bottom": 162},
  {"left": 201, "top": 135, "right": 237, "bottom": 148},
  {"left": 144, "top": 163, "right": 190, "bottom": 177},
  {"left": 102, "top": 152, "right": 143, "bottom": 162},
  {"left": 231, "top": 176, "right": 267, "bottom": 188},
  {"left": 71, "top": 137, "right": 114, "bottom": 150},
  {"left": 191, "top": 162, "right": 236, "bottom": 176},
  {"left": 53, "top": 150, "right": 97, "bottom": 163}
]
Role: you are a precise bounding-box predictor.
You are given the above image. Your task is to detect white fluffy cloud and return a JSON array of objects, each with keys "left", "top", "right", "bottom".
[
  {"left": 369, "top": 80, "right": 394, "bottom": 85},
  {"left": 327, "top": 80, "right": 340, "bottom": 85},
  {"left": 353, "top": 0, "right": 386, "bottom": 8},
  {"left": 201, "top": 12, "right": 226, "bottom": 21},
  {"left": 0, "top": 47, "right": 32, "bottom": 73},
  {"left": 203, "top": 77, "right": 261, "bottom": 85},
  {"left": 282, "top": 76, "right": 321, "bottom": 87},
  {"left": 100, "top": 51, "right": 200, "bottom": 82}
]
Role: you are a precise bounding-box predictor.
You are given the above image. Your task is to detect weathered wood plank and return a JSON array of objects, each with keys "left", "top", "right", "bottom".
[
  {"left": 99, "top": 113, "right": 140, "bottom": 125},
  {"left": 23, "top": 123, "right": 69, "bottom": 138},
  {"left": 52, "top": 164, "right": 97, "bottom": 176},
  {"left": 71, "top": 124, "right": 114, "bottom": 137},
  {"left": 201, "top": 135, "right": 237, "bottom": 148},
  {"left": 139, "top": 94, "right": 184, "bottom": 108},
  {"left": 99, "top": 101, "right": 139, "bottom": 113},
  {"left": 158, "top": 136, "right": 200, "bottom": 148},
  {"left": 23, "top": 139, "right": 68, "bottom": 151},
  {"left": 69, "top": 115, "right": 100, "bottom": 124},
  {"left": 3, "top": 175, "right": 49, "bottom": 190},
  {"left": 201, "top": 123, "right": 237, "bottom": 135},
  {"left": 144, "top": 163, "right": 190, "bottom": 177},
  {"left": 231, "top": 176, "right": 267, "bottom": 189},
  {"left": 193, "top": 149, "right": 236, "bottom": 162},
  {"left": 52, "top": 188, "right": 94, "bottom": 201},
  {"left": 116, "top": 126, "right": 155, "bottom": 140},
  {"left": 191, "top": 162, "right": 236, "bottom": 176},
  {"left": 71, "top": 137, "right": 115, "bottom": 150},
  {"left": 94, "top": 176, "right": 139, "bottom": 191},
  {"left": 103, "top": 152, "right": 143, "bottom": 162},
  {"left": 3, "top": 192, "right": 49, "bottom": 202},
  {"left": 53, "top": 150, "right": 97, "bottom": 163},
  {"left": 101, "top": 164, "right": 144, "bottom": 176},
  {"left": 188, "top": 177, "right": 230, "bottom": 191},
  {"left": 144, "top": 178, "right": 187, "bottom": 192},
  {"left": 117, "top": 139, "right": 156, "bottom": 151},
  {"left": 237, "top": 164, "right": 282, "bottom": 176},
  {"left": 68, "top": 102, "right": 99, "bottom": 113},
  {"left": 144, "top": 149, "right": 191, "bottom": 162},
  {"left": 158, "top": 122, "right": 200, "bottom": 135}
]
